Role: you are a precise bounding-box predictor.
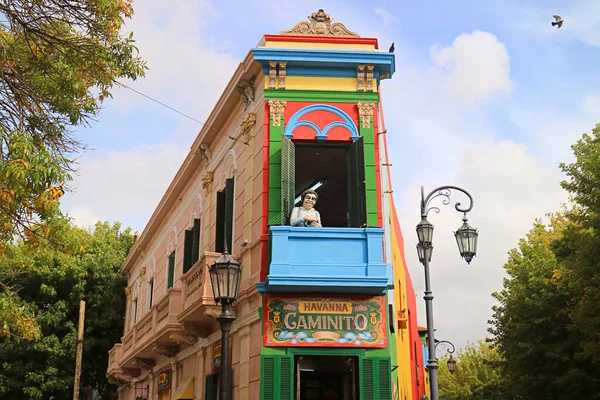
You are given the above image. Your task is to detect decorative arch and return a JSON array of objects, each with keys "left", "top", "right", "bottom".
[
  {"left": 147, "top": 257, "right": 156, "bottom": 280},
  {"left": 167, "top": 227, "right": 177, "bottom": 254},
  {"left": 219, "top": 149, "right": 238, "bottom": 189},
  {"left": 283, "top": 104, "right": 360, "bottom": 142},
  {"left": 188, "top": 193, "right": 203, "bottom": 228}
]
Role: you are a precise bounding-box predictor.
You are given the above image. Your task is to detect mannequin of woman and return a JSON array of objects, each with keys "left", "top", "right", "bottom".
[{"left": 290, "top": 189, "right": 322, "bottom": 227}]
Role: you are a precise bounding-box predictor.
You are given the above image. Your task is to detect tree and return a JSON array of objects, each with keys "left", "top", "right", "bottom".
[
  {"left": 0, "top": 0, "right": 145, "bottom": 340},
  {"left": 0, "top": 221, "right": 133, "bottom": 400},
  {"left": 438, "top": 340, "right": 511, "bottom": 400}
]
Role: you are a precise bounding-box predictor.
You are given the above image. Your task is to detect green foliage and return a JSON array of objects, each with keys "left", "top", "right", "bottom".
[
  {"left": 0, "top": 221, "right": 133, "bottom": 400},
  {"left": 0, "top": 0, "right": 145, "bottom": 345},
  {"left": 438, "top": 341, "right": 512, "bottom": 400},
  {"left": 489, "top": 123, "right": 600, "bottom": 399}
]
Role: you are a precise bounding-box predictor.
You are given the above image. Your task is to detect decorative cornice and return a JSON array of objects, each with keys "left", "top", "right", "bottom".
[
  {"left": 236, "top": 75, "right": 256, "bottom": 110},
  {"left": 169, "top": 332, "right": 197, "bottom": 346},
  {"left": 280, "top": 9, "right": 359, "bottom": 37},
  {"left": 133, "top": 357, "right": 155, "bottom": 370},
  {"left": 264, "top": 89, "right": 379, "bottom": 103},
  {"left": 201, "top": 171, "right": 214, "bottom": 194},
  {"left": 153, "top": 344, "right": 179, "bottom": 358},
  {"left": 278, "top": 62, "right": 287, "bottom": 90},
  {"left": 268, "top": 61, "right": 277, "bottom": 89},
  {"left": 268, "top": 100, "right": 287, "bottom": 127},
  {"left": 240, "top": 112, "right": 257, "bottom": 143},
  {"left": 357, "top": 102, "right": 377, "bottom": 128}
]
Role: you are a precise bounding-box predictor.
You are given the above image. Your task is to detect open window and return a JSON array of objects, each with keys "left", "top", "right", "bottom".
[{"left": 281, "top": 136, "right": 366, "bottom": 228}]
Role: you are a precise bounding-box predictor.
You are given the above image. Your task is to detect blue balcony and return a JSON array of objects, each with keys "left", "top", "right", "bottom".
[{"left": 258, "top": 226, "right": 388, "bottom": 295}]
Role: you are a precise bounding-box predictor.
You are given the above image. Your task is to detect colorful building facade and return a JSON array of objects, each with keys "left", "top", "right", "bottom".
[{"left": 107, "top": 10, "right": 426, "bottom": 400}]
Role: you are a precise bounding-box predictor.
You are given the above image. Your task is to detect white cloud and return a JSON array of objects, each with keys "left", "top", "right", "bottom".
[
  {"left": 62, "top": 144, "right": 187, "bottom": 231},
  {"left": 430, "top": 30, "right": 512, "bottom": 106},
  {"left": 397, "top": 137, "right": 567, "bottom": 350},
  {"left": 375, "top": 8, "right": 396, "bottom": 28},
  {"left": 113, "top": 0, "right": 239, "bottom": 119}
]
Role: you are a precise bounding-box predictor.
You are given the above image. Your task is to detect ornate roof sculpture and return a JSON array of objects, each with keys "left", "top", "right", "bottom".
[{"left": 280, "top": 9, "right": 360, "bottom": 37}]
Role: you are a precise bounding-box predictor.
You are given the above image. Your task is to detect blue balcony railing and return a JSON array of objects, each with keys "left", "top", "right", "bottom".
[{"left": 258, "top": 226, "right": 388, "bottom": 295}]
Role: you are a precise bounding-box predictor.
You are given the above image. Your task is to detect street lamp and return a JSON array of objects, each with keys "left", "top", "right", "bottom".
[
  {"left": 209, "top": 250, "right": 242, "bottom": 400},
  {"left": 416, "top": 185, "right": 478, "bottom": 400},
  {"left": 435, "top": 340, "right": 457, "bottom": 375}
]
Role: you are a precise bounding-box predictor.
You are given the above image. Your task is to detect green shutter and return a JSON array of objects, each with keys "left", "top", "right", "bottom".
[
  {"left": 281, "top": 136, "right": 295, "bottom": 225},
  {"left": 361, "top": 357, "right": 375, "bottom": 400},
  {"left": 192, "top": 218, "right": 201, "bottom": 264},
  {"left": 167, "top": 251, "right": 175, "bottom": 289},
  {"left": 360, "top": 357, "right": 392, "bottom": 400},
  {"left": 260, "top": 354, "right": 294, "bottom": 400},
  {"left": 378, "top": 358, "right": 392, "bottom": 400},
  {"left": 225, "top": 178, "right": 235, "bottom": 253},
  {"left": 205, "top": 373, "right": 218, "bottom": 400},
  {"left": 183, "top": 229, "right": 193, "bottom": 273},
  {"left": 215, "top": 191, "right": 226, "bottom": 252},
  {"left": 348, "top": 137, "right": 367, "bottom": 227}
]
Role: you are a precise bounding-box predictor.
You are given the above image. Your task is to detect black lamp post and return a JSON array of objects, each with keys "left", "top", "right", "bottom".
[
  {"left": 209, "top": 250, "right": 242, "bottom": 400},
  {"left": 435, "top": 340, "right": 457, "bottom": 375},
  {"left": 416, "top": 185, "right": 478, "bottom": 400}
]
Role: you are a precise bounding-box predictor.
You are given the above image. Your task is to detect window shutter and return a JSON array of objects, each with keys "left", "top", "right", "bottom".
[
  {"left": 361, "top": 357, "right": 375, "bottom": 400},
  {"left": 281, "top": 136, "right": 295, "bottom": 225},
  {"left": 192, "top": 218, "right": 201, "bottom": 265},
  {"left": 183, "top": 229, "right": 193, "bottom": 273},
  {"left": 205, "top": 373, "right": 218, "bottom": 400},
  {"left": 361, "top": 357, "right": 392, "bottom": 400},
  {"left": 167, "top": 251, "right": 175, "bottom": 289},
  {"left": 348, "top": 137, "right": 367, "bottom": 227},
  {"left": 378, "top": 358, "right": 392, "bottom": 400},
  {"left": 260, "top": 354, "right": 293, "bottom": 400},
  {"left": 215, "top": 191, "right": 226, "bottom": 253},
  {"left": 225, "top": 178, "right": 235, "bottom": 253}
]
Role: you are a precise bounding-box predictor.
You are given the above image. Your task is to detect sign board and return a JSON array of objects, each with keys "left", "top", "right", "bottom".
[
  {"left": 264, "top": 295, "right": 386, "bottom": 348},
  {"left": 157, "top": 370, "right": 171, "bottom": 391},
  {"left": 212, "top": 340, "right": 222, "bottom": 372}
]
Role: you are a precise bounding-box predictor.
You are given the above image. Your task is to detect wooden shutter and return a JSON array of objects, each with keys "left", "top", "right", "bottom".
[
  {"left": 183, "top": 229, "right": 193, "bottom": 273},
  {"left": 361, "top": 357, "right": 375, "bottom": 400},
  {"left": 225, "top": 178, "right": 235, "bottom": 253},
  {"left": 167, "top": 251, "right": 175, "bottom": 289},
  {"left": 215, "top": 190, "right": 226, "bottom": 253},
  {"left": 260, "top": 354, "right": 293, "bottom": 400},
  {"left": 360, "top": 357, "right": 392, "bottom": 400},
  {"left": 281, "top": 136, "right": 295, "bottom": 225},
  {"left": 348, "top": 137, "right": 367, "bottom": 227},
  {"left": 192, "top": 218, "right": 201, "bottom": 265},
  {"left": 205, "top": 373, "right": 218, "bottom": 400}
]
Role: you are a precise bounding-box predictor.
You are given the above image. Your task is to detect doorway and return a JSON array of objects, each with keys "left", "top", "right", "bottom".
[{"left": 296, "top": 355, "right": 358, "bottom": 400}]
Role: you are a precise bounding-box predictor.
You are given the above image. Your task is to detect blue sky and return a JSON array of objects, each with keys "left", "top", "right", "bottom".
[{"left": 62, "top": 0, "right": 600, "bottom": 350}]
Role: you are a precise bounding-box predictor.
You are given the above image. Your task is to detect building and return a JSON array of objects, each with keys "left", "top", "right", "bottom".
[{"left": 107, "top": 10, "right": 426, "bottom": 400}]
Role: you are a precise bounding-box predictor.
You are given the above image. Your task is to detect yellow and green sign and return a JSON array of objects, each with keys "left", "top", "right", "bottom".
[{"left": 264, "top": 295, "right": 386, "bottom": 348}]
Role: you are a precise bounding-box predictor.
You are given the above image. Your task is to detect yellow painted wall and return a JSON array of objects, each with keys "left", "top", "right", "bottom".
[
  {"left": 390, "top": 213, "right": 414, "bottom": 400},
  {"left": 264, "top": 41, "right": 375, "bottom": 51},
  {"left": 264, "top": 76, "right": 378, "bottom": 92}
]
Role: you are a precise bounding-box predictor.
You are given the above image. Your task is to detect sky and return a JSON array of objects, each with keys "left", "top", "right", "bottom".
[{"left": 61, "top": 0, "right": 600, "bottom": 352}]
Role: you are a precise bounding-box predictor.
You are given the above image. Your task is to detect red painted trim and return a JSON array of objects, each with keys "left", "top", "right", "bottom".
[
  {"left": 261, "top": 101, "right": 270, "bottom": 282},
  {"left": 264, "top": 34, "right": 379, "bottom": 49}
]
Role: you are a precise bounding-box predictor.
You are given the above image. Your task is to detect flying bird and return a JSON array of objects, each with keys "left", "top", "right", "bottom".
[
  {"left": 388, "top": 42, "right": 395, "bottom": 53},
  {"left": 552, "top": 15, "right": 564, "bottom": 28}
]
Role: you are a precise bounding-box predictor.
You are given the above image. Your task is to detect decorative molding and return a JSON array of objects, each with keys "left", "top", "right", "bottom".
[
  {"left": 139, "top": 267, "right": 146, "bottom": 278},
  {"left": 278, "top": 62, "right": 287, "bottom": 90},
  {"left": 268, "top": 100, "right": 287, "bottom": 127},
  {"left": 264, "top": 89, "right": 379, "bottom": 103},
  {"left": 284, "top": 104, "right": 360, "bottom": 141},
  {"left": 204, "top": 305, "right": 222, "bottom": 319},
  {"left": 357, "top": 65, "right": 365, "bottom": 92},
  {"left": 108, "top": 373, "right": 132, "bottom": 386},
  {"left": 240, "top": 112, "right": 257, "bottom": 143},
  {"left": 357, "top": 102, "right": 377, "bottom": 128},
  {"left": 133, "top": 357, "right": 156, "bottom": 370},
  {"left": 183, "top": 322, "right": 211, "bottom": 338},
  {"left": 183, "top": 265, "right": 204, "bottom": 298},
  {"left": 201, "top": 171, "right": 214, "bottom": 194},
  {"left": 280, "top": 9, "right": 359, "bottom": 37},
  {"left": 198, "top": 144, "right": 211, "bottom": 163},
  {"left": 125, "top": 286, "right": 132, "bottom": 297},
  {"left": 366, "top": 65, "right": 375, "bottom": 92},
  {"left": 169, "top": 332, "right": 197, "bottom": 346},
  {"left": 153, "top": 344, "right": 179, "bottom": 358},
  {"left": 268, "top": 61, "right": 277, "bottom": 89},
  {"left": 236, "top": 75, "right": 256, "bottom": 110}
]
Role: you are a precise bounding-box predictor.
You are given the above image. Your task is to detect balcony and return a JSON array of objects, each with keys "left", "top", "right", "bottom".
[
  {"left": 259, "top": 226, "right": 387, "bottom": 294},
  {"left": 178, "top": 252, "right": 222, "bottom": 326}
]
